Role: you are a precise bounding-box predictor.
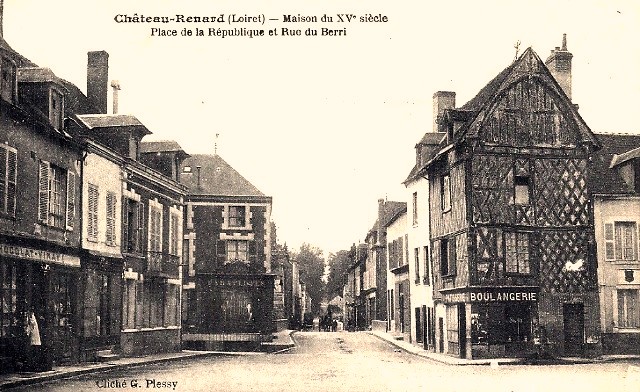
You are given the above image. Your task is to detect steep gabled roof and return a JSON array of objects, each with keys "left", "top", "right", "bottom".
[
  {"left": 381, "top": 201, "right": 407, "bottom": 228},
  {"left": 590, "top": 133, "right": 640, "bottom": 195},
  {"left": 180, "top": 154, "right": 266, "bottom": 197},
  {"left": 459, "top": 48, "right": 597, "bottom": 147}
]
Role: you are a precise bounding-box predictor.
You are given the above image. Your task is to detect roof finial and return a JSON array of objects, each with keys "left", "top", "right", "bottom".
[
  {"left": 562, "top": 33, "right": 567, "bottom": 51},
  {"left": 514, "top": 40, "right": 521, "bottom": 60},
  {"left": 214, "top": 133, "right": 219, "bottom": 156}
]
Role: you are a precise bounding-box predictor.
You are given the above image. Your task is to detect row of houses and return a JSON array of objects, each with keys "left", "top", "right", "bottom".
[
  {"left": 343, "top": 35, "right": 640, "bottom": 359},
  {"left": 0, "top": 26, "right": 306, "bottom": 373}
]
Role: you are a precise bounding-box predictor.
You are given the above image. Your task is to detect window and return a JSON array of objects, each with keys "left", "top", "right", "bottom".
[
  {"left": 441, "top": 174, "right": 451, "bottom": 211},
  {"left": 1, "top": 262, "right": 17, "bottom": 338},
  {"left": 229, "top": 206, "right": 246, "bottom": 227},
  {"left": 514, "top": 176, "right": 530, "bottom": 205},
  {"left": 617, "top": 289, "right": 639, "bottom": 328},
  {"left": 412, "top": 192, "right": 418, "bottom": 225},
  {"left": 169, "top": 212, "right": 180, "bottom": 256},
  {"left": 227, "top": 240, "right": 248, "bottom": 262},
  {"left": 38, "top": 161, "right": 75, "bottom": 230},
  {"left": 414, "top": 248, "right": 420, "bottom": 283},
  {"left": 123, "top": 199, "right": 144, "bottom": 254},
  {"left": 423, "top": 246, "right": 430, "bottom": 285},
  {"left": 148, "top": 204, "right": 163, "bottom": 253},
  {"left": 106, "top": 192, "right": 117, "bottom": 246},
  {"left": 87, "top": 184, "right": 99, "bottom": 240},
  {"left": 505, "top": 232, "right": 530, "bottom": 274},
  {"left": 440, "top": 238, "right": 456, "bottom": 276},
  {"left": 0, "top": 145, "right": 17, "bottom": 216},
  {"left": 605, "top": 222, "right": 638, "bottom": 261}
]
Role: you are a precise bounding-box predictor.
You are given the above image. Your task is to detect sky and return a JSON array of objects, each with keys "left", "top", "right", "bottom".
[{"left": 4, "top": 0, "right": 640, "bottom": 257}]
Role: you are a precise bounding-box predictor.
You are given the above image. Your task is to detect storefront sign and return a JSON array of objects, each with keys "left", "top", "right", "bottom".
[
  {"left": 470, "top": 290, "right": 537, "bottom": 302},
  {"left": 0, "top": 243, "right": 80, "bottom": 267},
  {"left": 212, "top": 278, "right": 266, "bottom": 287}
]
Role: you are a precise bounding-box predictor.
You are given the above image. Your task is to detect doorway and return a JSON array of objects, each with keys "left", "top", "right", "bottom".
[
  {"left": 458, "top": 303, "right": 466, "bottom": 358},
  {"left": 563, "top": 303, "right": 584, "bottom": 356},
  {"left": 438, "top": 317, "right": 444, "bottom": 353}
]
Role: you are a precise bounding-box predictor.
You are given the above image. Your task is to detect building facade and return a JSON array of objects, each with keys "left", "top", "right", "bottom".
[
  {"left": 424, "top": 43, "right": 601, "bottom": 359},
  {"left": 591, "top": 134, "right": 640, "bottom": 354},
  {"left": 386, "top": 207, "right": 409, "bottom": 340},
  {"left": 180, "top": 154, "right": 274, "bottom": 351}
]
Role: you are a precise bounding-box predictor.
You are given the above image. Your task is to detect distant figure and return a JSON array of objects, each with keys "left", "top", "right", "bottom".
[
  {"left": 332, "top": 319, "right": 337, "bottom": 332},
  {"left": 25, "top": 309, "right": 42, "bottom": 371}
]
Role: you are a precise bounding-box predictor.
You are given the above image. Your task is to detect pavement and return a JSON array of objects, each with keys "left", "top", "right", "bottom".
[
  {"left": 0, "top": 329, "right": 296, "bottom": 390},
  {"left": 368, "top": 329, "right": 640, "bottom": 366}
]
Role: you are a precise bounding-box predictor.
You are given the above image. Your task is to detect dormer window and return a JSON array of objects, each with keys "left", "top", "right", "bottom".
[
  {"left": 49, "top": 88, "right": 64, "bottom": 130},
  {"left": 0, "top": 57, "right": 16, "bottom": 103}
]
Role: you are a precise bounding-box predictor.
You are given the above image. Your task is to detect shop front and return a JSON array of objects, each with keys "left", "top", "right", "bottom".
[
  {"left": 0, "top": 240, "right": 80, "bottom": 373},
  {"left": 443, "top": 286, "right": 540, "bottom": 359}
]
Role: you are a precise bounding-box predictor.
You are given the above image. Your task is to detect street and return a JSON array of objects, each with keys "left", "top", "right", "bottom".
[{"left": 6, "top": 331, "right": 639, "bottom": 392}]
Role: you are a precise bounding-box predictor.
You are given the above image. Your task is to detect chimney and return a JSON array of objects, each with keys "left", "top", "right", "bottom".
[
  {"left": 377, "top": 198, "right": 385, "bottom": 246},
  {"left": 432, "top": 91, "right": 456, "bottom": 133},
  {"left": 545, "top": 34, "right": 573, "bottom": 100},
  {"left": 110, "top": 80, "right": 120, "bottom": 114},
  {"left": 87, "top": 51, "right": 109, "bottom": 114}
]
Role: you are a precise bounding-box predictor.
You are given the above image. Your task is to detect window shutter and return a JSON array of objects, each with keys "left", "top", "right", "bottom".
[
  {"left": 106, "top": 192, "right": 116, "bottom": 245},
  {"left": 137, "top": 203, "right": 145, "bottom": 253},
  {"left": 66, "top": 171, "right": 76, "bottom": 230},
  {"left": 6, "top": 149, "right": 16, "bottom": 216},
  {"left": 122, "top": 201, "right": 129, "bottom": 252},
  {"left": 38, "top": 160, "right": 50, "bottom": 223},
  {"left": 604, "top": 223, "right": 615, "bottom": 261}
]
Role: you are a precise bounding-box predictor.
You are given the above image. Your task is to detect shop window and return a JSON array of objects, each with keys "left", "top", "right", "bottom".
[
  {"left": 38, "top": 161, "right": 76, "bottom": 230},
  {"left": 617, "top": 289, "right": 640, "bottom": 328},
  {"left": 227, "top": 240, "right": 248, "bottom": 262},
  {"left": 505, "top": 232, "right": 530, "bottom": 274},
  {"left": 0, "top": 145, "right": 17, "bottom": 216},
  {"left": 1, "top": 262, "right": 18, "bottom": 339},
  {"left": 229, "top": 206, "right": 246, "bottom": 227},
  {"left": 471, "top": 303, "right": 532, "bottom": 345},
  {"left": 605, "top": 222, "right": 638, "bottom": 261}
]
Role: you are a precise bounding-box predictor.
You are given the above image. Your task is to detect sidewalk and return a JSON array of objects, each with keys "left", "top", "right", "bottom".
[
  {"left": 0, "top": 329, "right": 296, "bottom": 390},
  {"left": 368, "top": 330, "right": 640, "bottom": 366}
]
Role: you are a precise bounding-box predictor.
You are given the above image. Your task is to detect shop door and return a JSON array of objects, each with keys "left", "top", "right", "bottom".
[
  {"left": 398, "top": 294, "right": 405, "bottom": 333},
  {"left": 563, "top": 303, "right": 584, "bottom": 356},
  {"left": 50, "top": 272, "right": 76, "bottom": 364},
  {"left": 458, "top": 304, "right": 466, "bottom": 359}
]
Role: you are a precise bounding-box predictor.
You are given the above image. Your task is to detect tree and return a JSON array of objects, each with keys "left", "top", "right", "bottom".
[
  {"left": 291, "top": 243, "right": 325, "bottom": 316},
  {"left": 325, "top": 246, "right": 355, "bottom": 300}
]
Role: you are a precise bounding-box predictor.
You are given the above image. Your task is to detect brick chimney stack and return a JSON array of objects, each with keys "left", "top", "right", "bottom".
[
  {"left": 545, "top": 34, "right": 573, "bottom": 101},
  {"left": 87, "top": 51, "right": 109, "bottom": 114},
  {"left": 432, "top": 91, "right": 456, "bottom": 132}
]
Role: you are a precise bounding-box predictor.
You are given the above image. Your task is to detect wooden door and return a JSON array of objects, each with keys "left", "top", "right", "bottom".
[{"left": 563, "top": 303, "right": 584, "bottom": 356}]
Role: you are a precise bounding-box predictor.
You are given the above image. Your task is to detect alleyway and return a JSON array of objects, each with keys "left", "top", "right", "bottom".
[{"left": 4, "top": 331, "right": 638, "bottom": 392}]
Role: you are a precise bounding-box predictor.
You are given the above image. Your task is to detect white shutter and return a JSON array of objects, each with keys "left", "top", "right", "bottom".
[
  {"left": 604, "top": 223, "right": 615, "bottom": 261},
  {"left": 66, "top": 171, "right": 76, "bottom": 230},
  {"left": 38, "top": 160, "right": 50, "bottom": 223}
]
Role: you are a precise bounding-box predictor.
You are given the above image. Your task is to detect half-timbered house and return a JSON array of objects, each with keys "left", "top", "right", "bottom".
[{"left": 422, "top": 40, "right": 601, "bottom": 359}]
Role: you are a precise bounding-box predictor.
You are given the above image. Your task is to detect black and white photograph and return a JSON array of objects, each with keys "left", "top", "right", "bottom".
[{"left": 0, "top": 0, "right": 639, "bottom": 391}]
